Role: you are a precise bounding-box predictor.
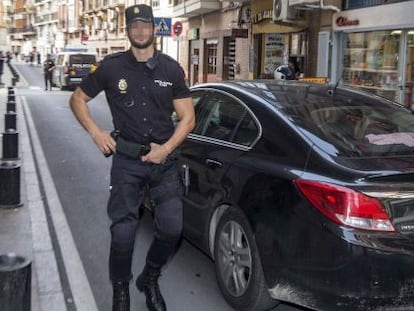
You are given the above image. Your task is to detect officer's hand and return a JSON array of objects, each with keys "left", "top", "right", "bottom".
[
  {"left": 141, "top": 143, "right": 169, "bottom": 164},
  {"left": 91, "top": 130, "right": 117, "bottom": 156}
]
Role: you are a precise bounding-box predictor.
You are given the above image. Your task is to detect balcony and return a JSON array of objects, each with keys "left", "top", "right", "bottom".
[{"left": 173, "top": 0, "right": 221, "bottom": 18}]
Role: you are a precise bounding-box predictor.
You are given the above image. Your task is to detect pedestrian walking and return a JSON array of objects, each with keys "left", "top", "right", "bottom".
[
  {"left": 69, "top": 4, "right": 195, "bottom": 311},
  {"left": 29, "top": 51, "right": 34, "bottom": 66},
  {"left": 6, "top": 51, "right": 12, "bottom": 64},
  {"left": 43, "top": 54, "right": 55, "bottom": 91}
]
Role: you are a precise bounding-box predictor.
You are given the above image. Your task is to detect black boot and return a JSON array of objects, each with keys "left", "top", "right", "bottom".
[
  {"left": 112, "top": 281, "right": 130, "bottom": 311},
  {"left": 136, "top": 262, "right": 166, "bottom": 311}
]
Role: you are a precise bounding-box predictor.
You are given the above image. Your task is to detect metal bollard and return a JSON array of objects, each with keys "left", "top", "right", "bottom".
[
  {"left": 0, "top": 161, "right": 22, "bottom": 208},
  {"left": 6, "top": 100, "right": 16, "bottom": 113},
  {"left": 4, "top": 112, "right": 17, "bottom": 131},
  {"left": 7, "top": 94, "right": 15, "bottom": 102},
  {"left": 2, "top": 129, "right": 19, "bottom": 160},
  {"left": 0, "top": 253, "right": 31, "bottom": 311}
]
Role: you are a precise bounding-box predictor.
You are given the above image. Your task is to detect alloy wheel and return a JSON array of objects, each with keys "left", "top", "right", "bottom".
[{"left": 216, "top": 220, "right": 252, "bottom": 297}]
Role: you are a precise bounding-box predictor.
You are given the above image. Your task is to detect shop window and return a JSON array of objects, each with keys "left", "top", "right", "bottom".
[
  {"left": 207, "top": 42, "right": 217, "bottom": 74},
  {"left": 290, "top": 32, "right": 307, "bottom": 77},
  {"left": 342, "top": 30, "right": 400, "bottom": 102}
]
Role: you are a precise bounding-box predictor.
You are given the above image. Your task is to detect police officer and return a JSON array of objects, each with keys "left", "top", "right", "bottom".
[
  {"left": 69, "top": 4, "right": 195, "bottom": 311},
  {"left": 43, "top": 53, "right": 55, "bottom": 90}
]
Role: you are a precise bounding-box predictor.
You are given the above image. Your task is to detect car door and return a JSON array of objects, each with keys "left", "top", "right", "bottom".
[
  {"left": 52, "top": 54, "right": 65, "bottom": 87},
  {"left": 179, "top": 88, "right": 260, "bottom": 246}
]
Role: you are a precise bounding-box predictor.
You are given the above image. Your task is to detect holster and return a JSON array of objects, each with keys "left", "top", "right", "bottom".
[{"left": 116, "top": 136, "right": 151, "bottom": 158}]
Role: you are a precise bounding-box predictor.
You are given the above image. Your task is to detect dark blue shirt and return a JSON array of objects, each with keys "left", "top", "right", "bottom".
[{"left": 80, "top": 50, "right": 191, "bottom": 144}]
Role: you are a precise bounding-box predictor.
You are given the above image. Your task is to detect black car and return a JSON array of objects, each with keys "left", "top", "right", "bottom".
[{"left": 177, "top": 80, "right": 414, "bottom": 311}]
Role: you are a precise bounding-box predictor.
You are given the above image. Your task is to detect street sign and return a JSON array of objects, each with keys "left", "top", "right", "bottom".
[
  {"left": 154, "top": 17, "right": 172, "bottom": 36},
  {"left": 173, "top": 21, "right": 183, "bottom": 37}
]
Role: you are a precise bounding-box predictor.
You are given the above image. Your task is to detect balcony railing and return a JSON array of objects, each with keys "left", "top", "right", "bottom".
[
  {"left": 173, "top": 0, "right": 221, "bottom": 18},
  {"left": 34, "top": 13, "right": 58, "bottom": 24},
  {"left": 8, "top": 25, "right": 36, "bottom": 34}
]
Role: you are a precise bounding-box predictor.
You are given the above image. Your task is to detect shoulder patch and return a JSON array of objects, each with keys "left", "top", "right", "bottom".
[{"left": 89, "top": 62, "right": 100, "bottom": 74}]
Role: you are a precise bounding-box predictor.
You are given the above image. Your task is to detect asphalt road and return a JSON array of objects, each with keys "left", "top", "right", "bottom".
[{"left": 16, "top": 63, "right": 308, "bottom": 311}]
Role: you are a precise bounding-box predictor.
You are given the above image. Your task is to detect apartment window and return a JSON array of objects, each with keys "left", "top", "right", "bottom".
[
  {"left": 206, "top": 40, "right": 218, "bottom": 74},
  {"left": 152, "top": 0, "right": 160, "bottom": 7}
]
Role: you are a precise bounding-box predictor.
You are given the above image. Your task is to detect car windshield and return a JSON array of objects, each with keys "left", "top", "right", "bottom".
[
  {"left": 268, "top": 85, "right": 414, "bottom": 157},
  {"left": 69, "top": 54, "right": 96, "bottom": 65}
]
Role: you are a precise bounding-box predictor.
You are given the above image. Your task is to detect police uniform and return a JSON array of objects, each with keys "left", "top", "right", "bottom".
[
  {"left": 43, "top": 57, "right": 55, "bottom": 90},
  {"left": 79, "top": 14, "right": 191, "bottom": 286}
]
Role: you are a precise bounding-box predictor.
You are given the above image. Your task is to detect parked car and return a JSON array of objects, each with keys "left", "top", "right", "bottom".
[
  {"left": 52, "top": 51, "right": 97, "bottom": 90},
  {"left": 177, "top": 80, "right": 414, "bottom": 311}
]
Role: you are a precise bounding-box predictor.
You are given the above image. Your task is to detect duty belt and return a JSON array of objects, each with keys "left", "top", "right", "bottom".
[{"left": 116, "top": 136, "right": 151, "bottom": 158}]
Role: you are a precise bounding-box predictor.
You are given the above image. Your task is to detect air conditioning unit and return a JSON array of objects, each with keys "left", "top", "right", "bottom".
[{"left": 273, "top": 0, "right": 297, "bottom": 21}]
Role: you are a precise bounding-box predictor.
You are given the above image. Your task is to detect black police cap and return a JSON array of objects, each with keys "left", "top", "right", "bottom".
[{"left": 125, "top": 4, "right": 154, "bottom": 25}]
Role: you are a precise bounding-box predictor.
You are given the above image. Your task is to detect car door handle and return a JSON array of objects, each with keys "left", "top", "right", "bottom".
[{"left": 205, "top": 159, "right": 222, "bottom": 168}]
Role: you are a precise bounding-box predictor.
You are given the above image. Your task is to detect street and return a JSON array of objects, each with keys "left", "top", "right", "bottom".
[{"left": 16, "top": 63, "right": 307, "bottom": 311}]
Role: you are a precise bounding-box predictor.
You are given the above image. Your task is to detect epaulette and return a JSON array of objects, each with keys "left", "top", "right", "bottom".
[{"left": 102, "top": 51, "right": 124, "bottom": 62}]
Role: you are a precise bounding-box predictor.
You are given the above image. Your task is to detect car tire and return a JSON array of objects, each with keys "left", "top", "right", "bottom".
[{"left": 213, "top": 207, "right": 279, "bottom": 311}]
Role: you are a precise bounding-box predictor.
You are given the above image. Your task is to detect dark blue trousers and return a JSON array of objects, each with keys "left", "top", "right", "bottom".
[{"left": 107, "top": 153, "right": 183, "bottom": 282}]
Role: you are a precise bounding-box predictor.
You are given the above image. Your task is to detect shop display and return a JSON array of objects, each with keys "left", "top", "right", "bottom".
[{"left": 343, "top": 31, "right": 400, "bottom": 101}]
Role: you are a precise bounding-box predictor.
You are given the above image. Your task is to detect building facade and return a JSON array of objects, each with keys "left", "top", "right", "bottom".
[
  {"left": 4, "top": 0, "right": 413, "bottom": 107},
  {"left": 331, "top": 0, "right": 414, "bottom": 108}
]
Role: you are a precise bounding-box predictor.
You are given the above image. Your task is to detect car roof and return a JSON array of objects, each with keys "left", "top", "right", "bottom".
[
  {"left": 57, "top": 51, "right": 97, "bottom": 55},
  {"left": 190, "top": 80, "right": 395, "bottom": 107}
]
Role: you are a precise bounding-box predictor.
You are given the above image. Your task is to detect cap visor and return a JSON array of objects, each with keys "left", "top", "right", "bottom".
[{"left": 127, "top": 18, "right": 153, "bottom": 25}]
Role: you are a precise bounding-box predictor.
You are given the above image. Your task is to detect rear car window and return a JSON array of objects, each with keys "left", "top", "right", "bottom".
[{"left": 274, "top": 88, "right": 414, "bottom": 157}]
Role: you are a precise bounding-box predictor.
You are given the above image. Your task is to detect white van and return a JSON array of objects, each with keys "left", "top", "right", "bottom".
[{"left": 52, "top": 50, "right": 97, "bottom": 90}]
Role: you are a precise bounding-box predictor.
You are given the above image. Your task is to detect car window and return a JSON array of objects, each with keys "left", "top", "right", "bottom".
[
  {"left": 283, "top": 91, "right": 414, "bottom": 158},
  {"left": 191, "top": 90, "right": 211, "bottom": 134},
  {"left": 194, "top": 91, "right": 259, "bottom": 146},
  {"left": 233, "top": 114, "right": 260, "bottom": 146}
]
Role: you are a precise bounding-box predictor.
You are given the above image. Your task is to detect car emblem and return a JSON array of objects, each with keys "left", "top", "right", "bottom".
[
  {"left": 134, "top": 7, "right": 139, "bottom": 14},
  {"left": 118, "top": 79, "right": 127, "bottom": 93}
]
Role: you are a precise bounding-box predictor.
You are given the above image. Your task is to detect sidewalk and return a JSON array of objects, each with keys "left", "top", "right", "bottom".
[{"left": 0, "top": 62, "right": 68, "bottom": 310}]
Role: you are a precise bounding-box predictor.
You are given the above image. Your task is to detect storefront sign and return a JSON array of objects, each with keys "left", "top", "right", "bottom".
[
  {"left": 252, "top": 9, "right": 273, "bottom": 24},
  {"left": 336, "top": 16, "right": 359, "bottom": 27},
  {"left": 332, "top": 1, "right": 414, "bottom": 31},
  {"left": 231, "top": 28, "right": 248, "bottom": 38}
]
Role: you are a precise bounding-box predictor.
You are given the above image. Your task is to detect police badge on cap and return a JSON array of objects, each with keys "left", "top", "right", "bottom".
[{"left": 125, "top": 4, "right": 154, "bottom": 25}]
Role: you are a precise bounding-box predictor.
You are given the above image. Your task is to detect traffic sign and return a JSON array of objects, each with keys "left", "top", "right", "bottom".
[
  {"left": 154, "top": 17, "right": 172, "bottom": 36},
  {"left": 173, "top": 21, "right": 183, "bottom": 37}
]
